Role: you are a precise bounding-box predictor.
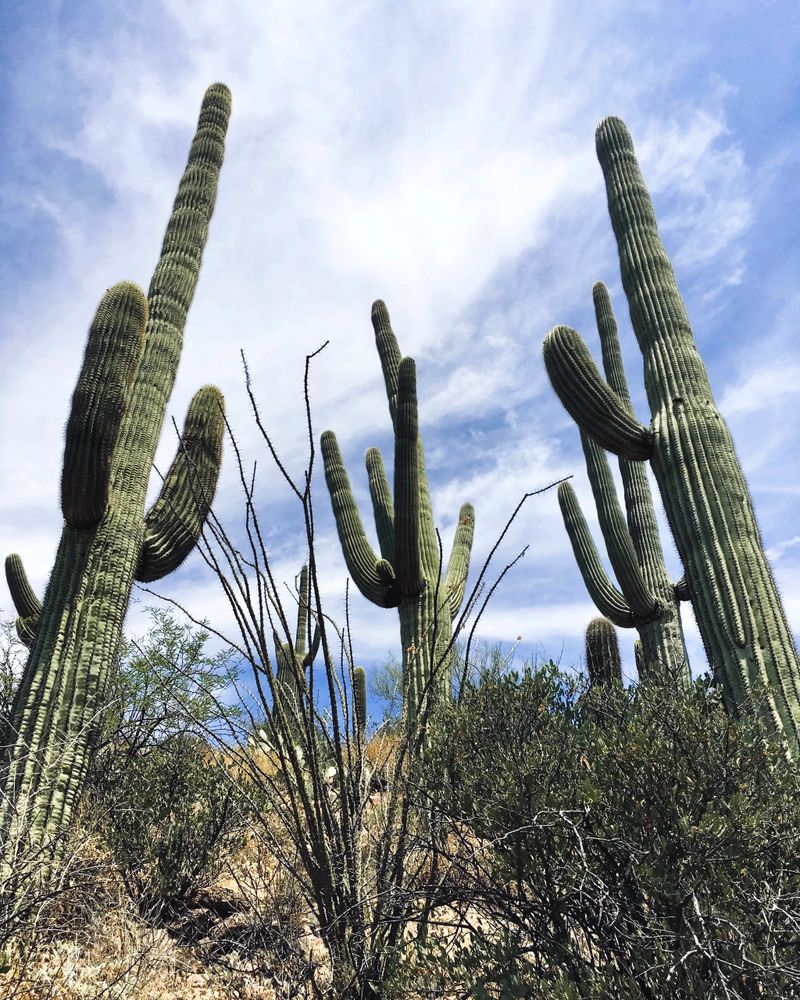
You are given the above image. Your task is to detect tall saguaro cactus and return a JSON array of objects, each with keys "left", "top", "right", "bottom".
[
  {"left": 544, "top": 116, "right": 800, "bottom": 753},
  {"left": 557, "top": 282, "right": 690, "bottom": 685},
  {"left": 322, "top": 301, "right": 475, "bottom": 724},
  {"left": 2, "top": 84, "right": 230, "bottom": 865}
]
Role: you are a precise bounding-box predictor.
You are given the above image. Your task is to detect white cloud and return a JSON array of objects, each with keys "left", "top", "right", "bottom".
[{"left": 2, "top": 0, "right": 794, "bottom": 687}]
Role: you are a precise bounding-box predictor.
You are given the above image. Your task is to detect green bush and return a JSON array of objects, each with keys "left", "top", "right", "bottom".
[
  {"left": 90, "top": 610, "right": 244, "bottom": 918},
  {"left": 406, "top": 665, "right": 800, "bottom": 998}
]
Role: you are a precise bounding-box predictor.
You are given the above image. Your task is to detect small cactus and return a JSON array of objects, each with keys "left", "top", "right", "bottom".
[
  {"left": 585, "top": 617, "right": 622, "bottom": 687},
  {"left": 353, "top": 666, "right": 367, "bottom": 737}
]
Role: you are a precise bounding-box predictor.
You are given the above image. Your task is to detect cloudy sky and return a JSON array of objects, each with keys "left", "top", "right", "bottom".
[{"left": 1, "top": 1, "right": 798, "bottom": 695}]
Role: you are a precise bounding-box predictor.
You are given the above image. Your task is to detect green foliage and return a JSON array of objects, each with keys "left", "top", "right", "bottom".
[
  {"left": 416, "top": 665, "right": 800, "bottom": 997},
  {"left": 91, "top": 610, "right": 242, "bottom": 917}
]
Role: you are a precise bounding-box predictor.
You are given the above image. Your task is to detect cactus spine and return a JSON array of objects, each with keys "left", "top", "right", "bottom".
[
  {"left": 557, "top": 283, "right": 690, "bottom": 685},
  {"left": 544, "top": 116, "right": 800, "bottom": 753},
  {"left": 1, "top": 85, "right": 230, "bottom": 864},
  {"left": 585, "top": 617, "right": 622, "bottom": 687},
  {"left": 322, "top": 301, "right": 474, "bottom": 725}
]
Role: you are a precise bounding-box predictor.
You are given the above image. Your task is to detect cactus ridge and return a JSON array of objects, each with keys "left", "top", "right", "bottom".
[
  {"left": 1, "top": 84, "right": 231, "bottom": 866},
  {"left": 545, "top": 115, "right": 800, "bottom": 750},
  {"left": 322, "top": 301, "right": 475, "bottom": 722}
]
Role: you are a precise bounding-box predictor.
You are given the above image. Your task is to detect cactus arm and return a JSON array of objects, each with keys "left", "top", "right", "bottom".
[
  {"left": 5, "top": 554, "right": 42, "bottom": 648},
  {"left": 294, "top": 564, "right": 310, "bottom": 658},
  {"left": 321, "top": 431, "right": 398, "bottom": 609},
  {"left": 366, "top": 447, "right": 395, "bottom": 564},
  {"left": 61, "top": 284, "right": 147, "bottom": 528},
  {"left": 303, "top": 624, "right": 321, "bottom": 668},
  {"left": 444, "top": 503, "right": 475, "bottom": 617},
  {"left": 580, "top": 431, "right": 658, "bottom": 621},
  {"left": 558, "top": 482, "right": 634, "bottom": 627},
  {"left": 353, "top": 665, "right": 367, "bottom": 736},
  {"left": 543, "top": 325, "right": 653, "bottom": 461},
  {"left": 675, "top": 576, "right": 690, "bottom": 602},
  {"left": 394, "top": 358, "right": 424, "bottom": 599},
  {"left": 136, "top": 385, "right": 224, "bottom": 583},
  {"left": 585, "top": 616, "right": 622, "bottom": 686}
]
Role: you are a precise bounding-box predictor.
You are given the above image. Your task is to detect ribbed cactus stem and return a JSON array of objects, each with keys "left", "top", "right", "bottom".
[
  {"left": 5, "top": 555, "right": 42, "bottom": 648},
  {"left": 1, "top": 84, "right": 230, "bottom": 869},
  {"left": 546, "top": 116, "right": 800, "bottom": 751},
  {"left": 353, "top": 666, "right": 367, "bottom": 736},
  {"left": 585, "top": 617, "right": 622, "bottom": 687},
  {"left": 322, "top": 301, "right": 474, "bottom": 727},
  {"left": 552, "top": 282, "right": 690, "bottom": 685}
]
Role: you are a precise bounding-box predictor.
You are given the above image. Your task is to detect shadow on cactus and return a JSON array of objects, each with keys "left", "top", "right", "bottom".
[{"left": 1, "top": 84, "right": 231, "bottom": 877}]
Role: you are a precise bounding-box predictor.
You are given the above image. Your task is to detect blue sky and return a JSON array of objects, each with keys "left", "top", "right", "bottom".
[{"left": 1, "top": 1, "right": 798, "bottom": 693}]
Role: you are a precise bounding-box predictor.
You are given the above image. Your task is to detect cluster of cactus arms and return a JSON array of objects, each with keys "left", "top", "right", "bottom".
[
  {"left": 321, "top": 301, "right": 475, "bottom": 725},
  {"left": 557, "top": 282, "right": 691, "bottom": 686},
  {"left": 544, "top": 116, "right": 800, "bottom": 754},
  {"left": 1, "top": 84, "right": 230, "bottom": 866},
  {"left": 584, "top": 617, "right": 622, "bottom": 687},
  {"left": 273, "top": 564, "right": 320, "bottom": 737}
]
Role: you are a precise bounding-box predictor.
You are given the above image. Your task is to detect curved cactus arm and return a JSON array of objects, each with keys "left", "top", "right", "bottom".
[
  {"left": 61, "top": 283, "right": 148, "bottom": 528},
  {"left": 394, "top": 358, "right": 424, "bottom": 599},
  {"left": 5, "top": 554, "right": 42, "bottom": 648},
  {"left": 580, "top": 431, "right": 658, "bottom": 621},
  {"left": 558, "top": 482, "right": 634, "bottom": 627},
  {"left": 321, "top": 431, "right": 398, "bottom": 609},
  {"left": 585, "top": 616, "right": 622, "bottom": 686},
  {"left": 366, "top": 447, "right": 395, "bottom": 563},
  {"left": 302, "top": 624, "right": 321, "bottom": 668},
  {"left": 353, "top": 665, "right": 367, "bottom": 736},
  {"left": 372, "top": 300, "right": 402, "bottom": 422},
  {"left": 135, "top": 385, "right": 224, "bottom": 583},
  {"left": 444, "top": 503, "right": 475, "bottom": 617},
  {"left": 593, "top": 282, "right": 634, "bottom": 408},
  {"left": 544, "top": 325, "right": 653, "bottom": 461},
  {"left": 674, "top": 576, "right": 690, "bottom": 602}
]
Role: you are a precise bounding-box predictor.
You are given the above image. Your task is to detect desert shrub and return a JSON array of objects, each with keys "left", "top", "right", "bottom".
[
  {"left": 405, "top": 664, "right": 800, "bottom": 998},
  {"left": 90, "top": 610, "right": 244, "bottom": 918}
]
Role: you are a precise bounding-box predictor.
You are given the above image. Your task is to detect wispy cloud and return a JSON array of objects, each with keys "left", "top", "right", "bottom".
[{"left": 1, "top": 1, "right": 797, "bottom": 681}]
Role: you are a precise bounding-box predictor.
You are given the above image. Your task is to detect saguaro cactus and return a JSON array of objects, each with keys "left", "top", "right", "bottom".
[
  {"left": 322, "top": 301, "right": 474, "bottom": 724},
  {"left": 2, "top": 84, "right": 230, "bottom": 864},
  {"left": 584, "top": 617, "right": 622, "bottom": 687},
  {"left": 557, "top": 282, "right": 690, "bottom": 686},
  {"left": 353, "top": 666, "right": 367, "bottom": 737},
  {"left": 544, "top": 116, "right": 800, "bottom": 753}
]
